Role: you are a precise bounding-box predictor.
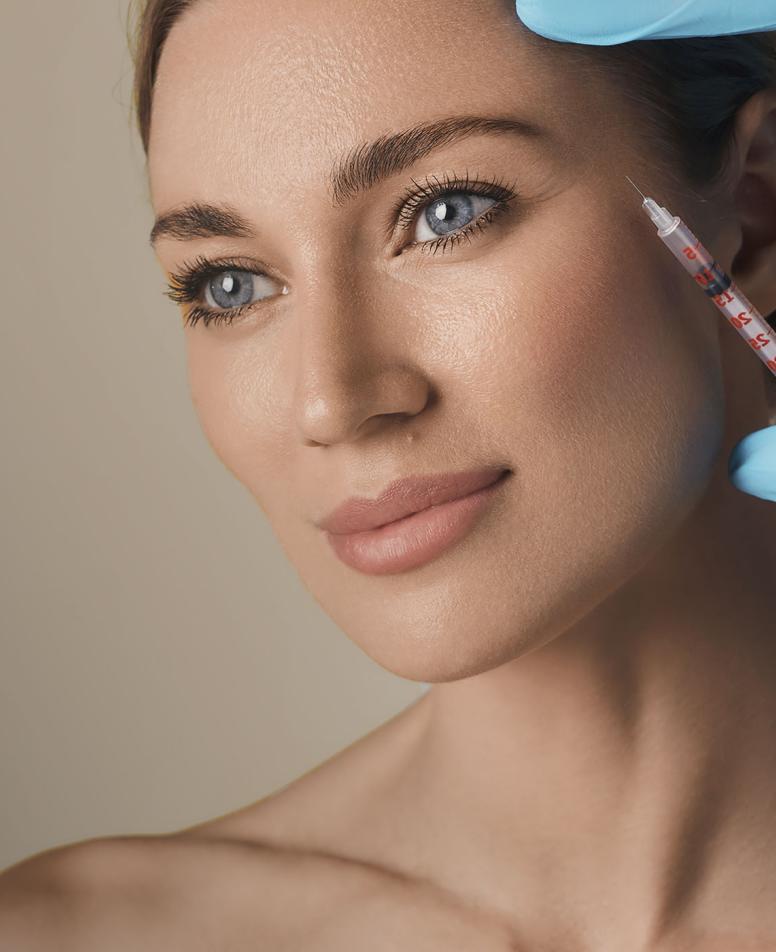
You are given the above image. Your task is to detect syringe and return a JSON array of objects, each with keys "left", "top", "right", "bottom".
[{"left": 626, "top": 176, "right": 776, "bottom": 379}]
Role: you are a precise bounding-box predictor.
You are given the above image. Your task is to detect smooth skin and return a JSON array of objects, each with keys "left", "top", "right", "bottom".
[{"left": 4, "top": 0, "right": 776, "bottom": 949}]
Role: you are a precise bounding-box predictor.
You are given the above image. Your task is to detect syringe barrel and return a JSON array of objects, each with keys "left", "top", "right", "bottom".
[
  {"left": 653, "top": 216, "right": 776, "bottom": 377},
  {"left": 656, "top": 219, "right": 733, "bottom": 298}
]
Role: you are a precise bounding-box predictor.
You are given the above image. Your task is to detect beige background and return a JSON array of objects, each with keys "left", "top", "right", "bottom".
[{"left": 0, "top": 0, "right": 426, "bottom": 873}]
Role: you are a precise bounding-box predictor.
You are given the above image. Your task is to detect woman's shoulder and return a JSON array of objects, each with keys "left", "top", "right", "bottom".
[
  {"left": 0, "top": 695, "right": 491, "bottom": 949},
  {"left": 0, "top": 834, "right": 158, "bottom": 950},
  {"left": 0, "top": 829, "right": 509, "bottom": 952},
  {"left": 0, "top": 831, "right": 360, "bottom": 950},
  {"left": 0, "top": 710, "right": 443, "bottom": 952}
]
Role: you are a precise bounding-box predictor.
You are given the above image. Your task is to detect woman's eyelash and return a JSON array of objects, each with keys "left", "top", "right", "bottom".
[
  {"left": 164, "top": 170, "right": 520, "bottom": 329},
  {"left": 390, "top": 169, "right": 518, "bottom": 236},
  {"left": 164, "top": 254, "right": 265, "bottom": 318}
]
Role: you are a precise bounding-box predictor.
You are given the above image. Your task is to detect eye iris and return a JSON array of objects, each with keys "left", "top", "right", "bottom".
[
  {"left": 425, "top": 194, "right": 474, "bottom": 236},
  {"left": 208, "top": 270, "right": 254, "bottom": 309}
]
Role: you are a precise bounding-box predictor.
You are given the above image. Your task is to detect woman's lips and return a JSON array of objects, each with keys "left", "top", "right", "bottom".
[
  {"left": 318, "top": 466, "right": 510, "bottom": 535},
  {"left": 324, "top": 470, "right": 511, "bottom": 575}
]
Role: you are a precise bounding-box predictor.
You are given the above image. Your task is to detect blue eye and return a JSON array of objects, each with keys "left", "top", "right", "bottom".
[
  {"left": 164, "top": 255, "right": 287, "bottom": 329},
  {"left": 394, "top": 171, "right": 519, "bottom": 257},
  {"left": 164, "top": 171, "right": 520, "bottom": 328},
  {"left": 203, "top": 269, "right": 275, "bottom": 311},
  {"left": 413, "top": 192, "right": 499, "bottom": 243}
]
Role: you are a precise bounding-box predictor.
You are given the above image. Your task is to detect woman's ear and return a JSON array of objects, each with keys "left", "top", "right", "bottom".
[{"left": 727, "top": 86, "right": 776, "bottom": 316}]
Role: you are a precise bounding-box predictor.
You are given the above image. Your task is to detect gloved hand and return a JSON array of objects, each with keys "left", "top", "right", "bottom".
[
  {"left": 729, "top": 426, "right": 776, "bottom": 502},
  {"left": 515, "top": 0, "right": 776, "bottom": 502},
  {"left": 514, "top": 0, "right": 776, "bottom": 45}
]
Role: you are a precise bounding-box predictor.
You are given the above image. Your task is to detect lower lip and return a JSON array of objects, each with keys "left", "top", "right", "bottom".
[{"left": 324, "top": 471, "right": 511, "bottom": 576}]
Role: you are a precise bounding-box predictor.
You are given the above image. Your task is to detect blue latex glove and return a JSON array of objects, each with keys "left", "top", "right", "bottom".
[
  {"left": 729, "top": 426, "right": 776, "bottom": 502},
  {"left": 514, "top": 0, "right": 776, "bottom": 45},
  {"left": 515, "top": 0, "right": 776, "bottom": 502}
]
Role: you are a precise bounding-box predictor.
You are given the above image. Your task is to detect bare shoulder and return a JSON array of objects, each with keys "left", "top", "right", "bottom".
[
  {"left": 0, "top": 830, "right": 520, "bottom": 950},
  {"left": 0, "top": 694, "right": 517, "bottom": 949},
  {"left": 0, "top": 833, "right": 159, "bottom": 891},
  {"left": 0, "top": 834, "right": 248, "bottom": 949},
  {"left": 0, "top": 832, "right": 396, "bottom": 951},
  {"left": 0, "top": 835, "right": 165, "bottom": 950}
]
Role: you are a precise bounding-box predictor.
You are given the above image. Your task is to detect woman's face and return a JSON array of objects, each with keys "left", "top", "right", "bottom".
[{"left": 148, "top": 0, "right": 730, "bottom": 681}]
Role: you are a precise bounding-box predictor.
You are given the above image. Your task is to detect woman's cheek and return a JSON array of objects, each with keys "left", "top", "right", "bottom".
[
  {"left": 185, "top": 330, "right": 283, "bottom": 489},
  {"left": 524, "top": 221, "right": 721, "bottom": 443},
  {"left": 505, "top": 235, "right": 725, "bottom": 576}
]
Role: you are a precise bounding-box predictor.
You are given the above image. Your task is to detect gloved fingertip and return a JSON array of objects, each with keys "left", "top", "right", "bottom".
[
  {"left": 728, "top": 465, "right": 776, "bottom": 502},
  {"left": 728, "top": 426, "right": 776, "bottom": 478}
]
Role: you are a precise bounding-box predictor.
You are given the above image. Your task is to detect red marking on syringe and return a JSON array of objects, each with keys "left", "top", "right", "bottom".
[{"left": 625, "top": 176, "right": 776, "bottom": 379}]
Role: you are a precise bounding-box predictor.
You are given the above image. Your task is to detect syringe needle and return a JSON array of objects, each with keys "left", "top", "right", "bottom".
[{"left": 625, "top": 176, "right": 647, "bottom": 201}]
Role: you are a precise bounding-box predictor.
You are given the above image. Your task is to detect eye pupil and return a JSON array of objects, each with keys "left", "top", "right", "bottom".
[
  {"left": 207, "top": 269, "right": 255, "bottom": 309},
  {"left": 424, "top": 193, "right": 474, "bottom": 236}
]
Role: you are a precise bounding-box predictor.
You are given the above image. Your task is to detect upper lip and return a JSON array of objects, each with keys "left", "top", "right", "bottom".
[{"left": 317, "top": 466, "right": 510, "bottom": 535}]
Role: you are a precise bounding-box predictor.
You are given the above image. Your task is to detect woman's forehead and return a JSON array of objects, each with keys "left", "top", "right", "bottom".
[
  {"left": 149, "top": 0, "right": 583, "bottom": 146},
  {"left": 147, "top": 0, "right": 620, "bottom": 217}
]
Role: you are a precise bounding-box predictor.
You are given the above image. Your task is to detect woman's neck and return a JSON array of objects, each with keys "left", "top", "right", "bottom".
[{"left": 401, "top": 421, "right": 776, "bottom": 950}]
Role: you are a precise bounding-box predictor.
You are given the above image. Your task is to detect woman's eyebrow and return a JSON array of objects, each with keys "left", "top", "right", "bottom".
[{"left": 149, "top": 113, "right": 546, "bottom": 247}]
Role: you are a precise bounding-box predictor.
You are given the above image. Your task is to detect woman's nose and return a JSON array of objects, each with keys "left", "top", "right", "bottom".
[{"left": 291, "top": 278, "right": 432, "bottom": 447}]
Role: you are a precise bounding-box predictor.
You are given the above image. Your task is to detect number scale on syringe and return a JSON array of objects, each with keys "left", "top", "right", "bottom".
[{"left": 629, "top": 180, "right": 776, "bottom": 378}]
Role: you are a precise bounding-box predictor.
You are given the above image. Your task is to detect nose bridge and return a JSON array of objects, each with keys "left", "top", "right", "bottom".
[
  {"left": 283, "top": 183, "right": 375, "bottom": 381},
  {"left": 294, "top": 239, "right": 370, "bottom": 369},
  {"left": 293, "top": 256, "right": 383, "bottom": 421},
  {"left": 289, "top": 252, "right": 429, "bottom": 446}
]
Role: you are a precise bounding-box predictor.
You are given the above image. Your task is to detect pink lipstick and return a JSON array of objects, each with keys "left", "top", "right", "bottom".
[{"left": 320, "top": 467, "right": 511, "bottom": 575}]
